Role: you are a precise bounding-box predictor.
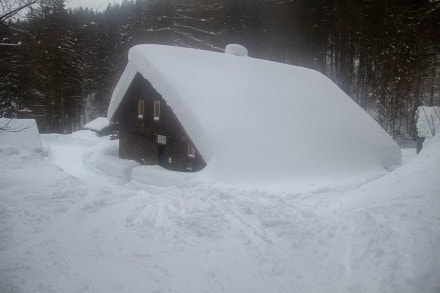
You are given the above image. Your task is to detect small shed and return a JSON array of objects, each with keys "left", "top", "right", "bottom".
[
  {"left": 0, "top": 118, "right": 44, "bottom": 153},
  {"left": 83, "top": 117, "right": 115, "bottom": 137},
  {"left": 108, "top": 44, "right": 401, "bottom": 183}
]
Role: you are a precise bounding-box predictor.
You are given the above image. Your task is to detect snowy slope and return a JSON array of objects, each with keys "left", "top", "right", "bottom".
[
  {"left": 108, "top": 45, "right": 401, "bottom": 188},
  {"left": 336, "top": 134, "right": 440, "bottom": 292},
  {"left": 0, "top": 131, "right": 438, "bottom": 293}
]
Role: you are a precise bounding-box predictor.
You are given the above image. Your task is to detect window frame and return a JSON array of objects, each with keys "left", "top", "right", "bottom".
[
  {"left": 186, "top": 160, "right": 193, "bottom": 171},
  {"left": 137, "top": 99, "right": 144, "bottom": 119},
  {"left": 153, "top": 100, "right": 160, "bottom": 121},
  {"left": 188, "top": 143, "right": 196, "bottom": 158}
]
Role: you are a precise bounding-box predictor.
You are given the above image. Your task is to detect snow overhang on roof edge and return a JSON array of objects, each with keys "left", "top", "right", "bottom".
[{"left": 107, "top": 62, "right": 137, "bottom": 121}]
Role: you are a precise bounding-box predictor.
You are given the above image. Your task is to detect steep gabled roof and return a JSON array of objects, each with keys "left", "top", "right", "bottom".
[{"left": 108, "top": 44, "right": 401, "bottom": 186}]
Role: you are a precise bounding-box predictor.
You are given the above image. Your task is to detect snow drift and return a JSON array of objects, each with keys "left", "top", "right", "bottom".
[
  {"left": 108, "top": 45, "right": 401, "bottom": 187},
  {"left": 83, "top": 139, "right": 140, "bottom": 180},
  {"left": 1, "top": 129, "right": 438, "bottom": 292},
  {"left": 337, "top": 134, "right": 440, "bottom": 292}
]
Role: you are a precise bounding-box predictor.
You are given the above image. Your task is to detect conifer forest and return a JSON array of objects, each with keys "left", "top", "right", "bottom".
[{"left": 1, "top": 0, "right": 439, "bottom": 141}]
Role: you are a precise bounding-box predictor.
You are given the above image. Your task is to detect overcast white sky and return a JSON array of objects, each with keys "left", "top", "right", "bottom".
[{"left": 64, "top": 0, "right": 125, "bottom": 12}]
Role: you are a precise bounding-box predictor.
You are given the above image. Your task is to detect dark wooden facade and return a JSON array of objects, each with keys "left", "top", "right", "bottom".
[{"left": 114, "top": 73, "right": 206, "bottom": 172}]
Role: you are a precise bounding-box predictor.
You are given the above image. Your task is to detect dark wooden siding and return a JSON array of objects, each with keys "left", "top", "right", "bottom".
[{"left": 114, "top": 73, "right": 206, "bottom": 172}]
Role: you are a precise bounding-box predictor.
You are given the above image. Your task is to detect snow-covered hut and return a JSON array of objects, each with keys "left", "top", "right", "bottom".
[
  {"left": 83, "top": 117, "right": 114, "bottom": 136},
  {"left": 108, "top": 44, "right": 401, "bottom": 185},
  {"left": 0, "top": 118, "right": 44, "bottom": 153}
]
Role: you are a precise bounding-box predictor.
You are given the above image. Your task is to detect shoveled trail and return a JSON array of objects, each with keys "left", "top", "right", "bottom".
[{"left": 1, "top": 132, "right": 437, "bottom": 293}]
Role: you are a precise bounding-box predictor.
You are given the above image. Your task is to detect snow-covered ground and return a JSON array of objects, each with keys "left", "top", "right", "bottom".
[{"left": 0, "top": 131, "right": 439, "bottom": 292}]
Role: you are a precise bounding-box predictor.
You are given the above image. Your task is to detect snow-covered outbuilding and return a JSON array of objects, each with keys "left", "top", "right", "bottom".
[
  {"left": 82, "top": 117, "right": 114, "bottom": 137},
  {"left": 0, "top": 118, "right": 44, "bottom": 153},
  {"left": 108, "top": 44, "right": 401, "bottom": 186}
]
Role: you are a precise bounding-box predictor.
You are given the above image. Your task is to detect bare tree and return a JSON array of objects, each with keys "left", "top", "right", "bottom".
[
  {"left": 0, "top": 117, "right": 31, "bottom": 133},
  {"left": 0, "top": 0, "right": 38, "bottom": 46}
]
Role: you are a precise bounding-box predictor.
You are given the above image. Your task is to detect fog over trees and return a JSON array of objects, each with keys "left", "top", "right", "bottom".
[{"left": 1, "top": 0, "right": 439, "bottom": 141}]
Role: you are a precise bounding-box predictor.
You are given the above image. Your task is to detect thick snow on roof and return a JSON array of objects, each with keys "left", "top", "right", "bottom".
[
  {"left": 108, "top": 44, "right": 401, "bottom": 186},
  {"left": 0, "top": 118, "right": 43, "bottom": 152},
  {"left": 83, "top": 117, "right": 110, "bottom": 132}
]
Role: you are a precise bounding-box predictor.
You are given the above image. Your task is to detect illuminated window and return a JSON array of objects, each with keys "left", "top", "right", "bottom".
[
  {"left": 188, "top": 143, "right": 196, "bottom": 157},
  {"left": 153, "top": 101, "right": 160, "bottom": 120},
  {"left": 138, "top": 99, "right": 144, "bottom": 119}
]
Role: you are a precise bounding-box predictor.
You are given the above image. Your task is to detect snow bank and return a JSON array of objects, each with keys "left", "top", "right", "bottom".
[
  {"left": 3, "top": 130, "right": 439, "bottom": 292},
  {"left": 108, "top": 45, "right": 401, "bottom": 187},
  {"left": 132, "top": 165, "right": 203, "bottom": 188},
  {"left": 0, "top": 118, "right": 43, "bottom": 153},
  {"left": 93, "top": 155, "right": 139, "bottom": 180},
  {"left": 338, "top": 134, "right": 440, "bottom": 292},
  {"left": 416, "top": 106, "right": 440, "bottom": 138},
  {"left": 83, "top": 117, "right": 110, "bottom": 132},
  {"left": 83, "top": 139, "right": 140, "bottom": 180},
  {"left": 82, "top": 139, "right": 119, "bottom": 161},
  {"left": 42, "top": 130, "right": 99, "bottom": 147},
  {"left": 0, "top": 145, "right": 19, "bottom": 157}
]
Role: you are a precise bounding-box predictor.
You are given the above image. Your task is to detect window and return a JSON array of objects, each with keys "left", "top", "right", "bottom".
[
  {"left": 188, "top": 143, "right": 196, "bottom": 158},
  {"left": 153, "top": 101, "right": 160, "bottom": 121},
  {"left": 138, "top": 100, "right": 144, "bottom": 119},
  {"left": 187, "top": 160, "right": 193, "bottom": 171},
  {"left": 110, "top": 130, "right": 119, "bottom": 140},
  {"left": 157, "top": 135, "right": 167, "bottom": 145}
]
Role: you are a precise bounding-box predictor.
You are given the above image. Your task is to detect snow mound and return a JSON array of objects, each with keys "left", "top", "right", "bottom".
[
  {"left": 108, "top": 45, "right": 401, "bottom": 188},
  {"left": 42, "top": 130, "right": 99, "bottom": 147},
  {"left": 338, "top": 134, "right": 440, "bottom": 291},
  {"left": 83, "top": 139, "right": 139, "bottom": 180},
  {"left": 71, "top": 129, "right": 100, "bottom": 140},
  {"left": 94, "top": 155, "right": 139, "bottom": 180},
  {"left": 2, "top": 130, "right": 439, "bottom": 292},
  {"left": 132, "top": 165, "right": 203, "bottom": 188},
  {"left": 83, "top": 117, "right": 110, "bottom": 132},
  {"left": 0, "top": 118, "right": 43, "bottom": 153},
  {"left": 0, "top": 145, "right": 19, "bottom": 157}
]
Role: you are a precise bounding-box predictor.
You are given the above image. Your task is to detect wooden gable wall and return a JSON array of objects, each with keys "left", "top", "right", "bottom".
[{"left": 114, "top": 73, "right": 205, "bottom": 172}]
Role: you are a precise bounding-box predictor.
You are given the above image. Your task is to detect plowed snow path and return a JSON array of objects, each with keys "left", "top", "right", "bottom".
[
  {"left": 0, "top": 133, "right": 347, "bottom": 292},
  {"left": 2, "top": 133, "right": 436, "bottom": 293}
]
